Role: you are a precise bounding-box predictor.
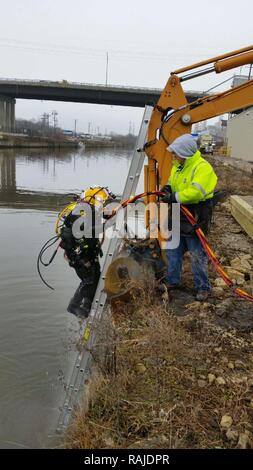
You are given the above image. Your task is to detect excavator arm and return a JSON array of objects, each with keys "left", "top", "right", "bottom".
[
  {"left": 144, "top": 45, "right": 253, "bottom": 212},
  {"left": 105, "top": 46, "right": 253, "bottom": 299}
]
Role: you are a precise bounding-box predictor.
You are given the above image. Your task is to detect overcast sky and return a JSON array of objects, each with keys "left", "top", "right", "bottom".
[{"left": 0, "top": 0, "right": 252, "bottom": 134}]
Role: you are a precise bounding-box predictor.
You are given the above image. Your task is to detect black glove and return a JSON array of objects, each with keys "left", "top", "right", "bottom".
[
  {"left": 160, "top": 184, "right": 176, "bottom": 203},
  {"left": 161, "top": 192, "right": 177, "bottom": 203},
  {"left": 161, "top": 184, "right": 172, "bottom": 194},
  {"left": 103, "top": 212, "right": 112, "bottom": 220}
]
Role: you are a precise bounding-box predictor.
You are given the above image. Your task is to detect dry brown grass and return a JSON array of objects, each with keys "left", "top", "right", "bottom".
[
  {"left": 64, "top": 287, "right": 253, "bottom": 449},
  {"left": 64, "top": 158, "right": 253, "bottom": 448}
]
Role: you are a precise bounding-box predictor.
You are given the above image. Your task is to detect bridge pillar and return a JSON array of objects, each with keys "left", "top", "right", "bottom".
[
  {"left": 10, "top": 99, "right": 15, "bottom": 132},
  {"left": 0, "top": 96, "right": 15, "bottom": 132},
  {"left": 6, "top": 101, "right": 11, "bottom": 132},
  {"left": 0, "top": 100, "right": 5, "bottom": 132}
]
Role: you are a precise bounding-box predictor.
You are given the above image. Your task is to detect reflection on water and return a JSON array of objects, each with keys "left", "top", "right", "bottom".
[
  {"left": 0, "top": 147, "right": 138, "bottom": 206},
  {"left": 0, "top": 147, "right": 143, "bottom": 211},
  {"left": 0, "top": 147, "right": 138, "bottom": 448}
]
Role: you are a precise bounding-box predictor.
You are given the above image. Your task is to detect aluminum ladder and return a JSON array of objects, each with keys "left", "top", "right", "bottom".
[{"left": 56, "top": 105, "right": 153, "bottom": 433}]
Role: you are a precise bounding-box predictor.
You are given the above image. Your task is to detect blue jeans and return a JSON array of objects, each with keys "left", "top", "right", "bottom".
[{"left": 166, "top": 236, "right": 211, "bottom": 291}]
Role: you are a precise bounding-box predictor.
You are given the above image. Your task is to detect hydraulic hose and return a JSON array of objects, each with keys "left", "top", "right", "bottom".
[{"left": 107, "top": 191, "right": 253, "bottom": 303}]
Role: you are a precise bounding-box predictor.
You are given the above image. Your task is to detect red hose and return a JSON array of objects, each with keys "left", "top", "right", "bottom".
[{"left": 109, "top": 191, "right": 253, "bottom": 303}]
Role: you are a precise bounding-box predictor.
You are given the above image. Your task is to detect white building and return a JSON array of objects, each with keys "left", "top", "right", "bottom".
[{"left": 227, "top": 107, "right": 253, "bottom": 162}]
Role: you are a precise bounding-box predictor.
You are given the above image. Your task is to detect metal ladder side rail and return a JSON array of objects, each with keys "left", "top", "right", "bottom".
[
  {"left": 56, "top": 105, "right": 153, "bottom": 432},
  {"left": 57, "top": 237, "right": 120, "bottom": 428},
  {"left": 56, "top": 233, "right": 119, "bottom": 423},
  {"left": 57, "top": 239, "right": 120, "bottom": 431}
]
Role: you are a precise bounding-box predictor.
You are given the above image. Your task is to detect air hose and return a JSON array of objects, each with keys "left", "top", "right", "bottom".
[
  {"left": 37, "top": 235, "right": 61, "bottom": 290},
  {"left": 106, "top": 190, "right": 253, "bottom": 303}
]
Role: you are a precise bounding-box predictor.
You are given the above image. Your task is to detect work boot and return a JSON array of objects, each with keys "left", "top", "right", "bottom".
[
  {"left": 67, "top": 298, "right": 91, "bottom": 318},
  {"left": 67, "top": 282, "right": 92, "bottom": 318},
  {"left": 80, "top": 298, "right": 92, "bottom": 316},
  {"left": 167, "top": 284, "right": 182, "bottom": 290},
  {"left": 158, "top": 283, "right": 181, "bottom": 293},
  {"left": 158, "top": 283, "right": 184, "bottom": 295},
  {"left": 157, "top": 283, "right": 179, "bottom": 302},
  {"left": 196, "top": 290, "right": 210, "bottom": 301}
]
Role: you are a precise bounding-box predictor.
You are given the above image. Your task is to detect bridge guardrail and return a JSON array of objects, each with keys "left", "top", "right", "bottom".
[
  {"left": 0, "top": 78, "right": 205, "bottom": 97},
  {"left": 0, "top": 77, "right": 163, "bottom": 93}
]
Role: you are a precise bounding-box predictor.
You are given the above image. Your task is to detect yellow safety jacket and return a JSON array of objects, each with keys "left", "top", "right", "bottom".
[{"left": 168, "top": 150, "right": 218, "bottom": 204}]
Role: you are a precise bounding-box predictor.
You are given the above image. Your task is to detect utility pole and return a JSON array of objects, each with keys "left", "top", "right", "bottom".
[
  {"left": 51, "top": 110, "right": 58, "bottom": 134},
  {"left": 41, "top": 112, "right": 50, "bottom": 136},
  {"left": 74, "top": 119, "right": 77, "bottom": 137},
  {"left": 106, "top": 52, "right": 109, "bottom": 86},
  {"left": 88, "top": 122, "right": 91, "bottom": 134}
]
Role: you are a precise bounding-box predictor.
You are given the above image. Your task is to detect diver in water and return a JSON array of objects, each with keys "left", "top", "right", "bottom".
[{"left": 59, "top": 185, "right": 115, "bottom": 318}]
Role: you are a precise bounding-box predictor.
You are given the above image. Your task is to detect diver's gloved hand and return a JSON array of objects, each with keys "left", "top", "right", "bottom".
[
  {"left": 108, "top": 190, "right": 116, "bottom": 199},
  {"left": 103, "top": 212, "right": 112, "bottom": 220},
  {"left": 60, "top": 226, "right": 75, "bottom": 251}
]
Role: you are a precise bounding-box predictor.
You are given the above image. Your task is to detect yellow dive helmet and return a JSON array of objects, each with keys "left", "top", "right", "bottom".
[
  {"left": 82, "top": 186, "right": 110, "bottom": 209},
  {"left": 55, "top": 186, "right": 112, "bottom": 235}
]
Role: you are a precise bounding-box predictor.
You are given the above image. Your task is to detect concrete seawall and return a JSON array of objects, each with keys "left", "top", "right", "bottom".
[{"left": 0, "top": 135, "right": 79, "bottom": 149}]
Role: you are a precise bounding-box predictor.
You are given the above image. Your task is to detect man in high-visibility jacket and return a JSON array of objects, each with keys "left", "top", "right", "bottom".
[{"left": 161, "top": 133, "right": 218, "bottom": 301}]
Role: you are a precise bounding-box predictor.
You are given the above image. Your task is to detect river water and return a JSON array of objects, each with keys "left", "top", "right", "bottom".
[{"left": 0, "top": 146, "right": 142, "bottom": 449}]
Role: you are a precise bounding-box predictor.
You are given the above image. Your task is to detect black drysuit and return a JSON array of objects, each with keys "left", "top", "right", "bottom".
[{"left": 60, "top": 208, "right": 103, "bottom": 317}]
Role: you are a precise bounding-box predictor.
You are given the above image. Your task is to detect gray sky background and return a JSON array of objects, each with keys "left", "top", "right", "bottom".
[{"left": 0, "top": 0, "right": 252, "bottom": 134}]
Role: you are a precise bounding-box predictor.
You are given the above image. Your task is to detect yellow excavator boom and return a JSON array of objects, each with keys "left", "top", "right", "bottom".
[{"left": 144, "top": 45, "right": 253, "bottom": 233}]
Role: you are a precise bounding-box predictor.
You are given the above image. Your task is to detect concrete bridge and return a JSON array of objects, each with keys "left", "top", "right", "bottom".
[{"left": 0, "top": 78, "right": 203, "bottom": 132}]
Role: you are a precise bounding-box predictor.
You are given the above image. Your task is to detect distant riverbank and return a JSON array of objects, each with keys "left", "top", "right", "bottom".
[
  {"left": 0, "top": 132, "right": 135, "bottom": 149},
  {"left": 0, "top": 132, "right": 79, "bottom": 149}
]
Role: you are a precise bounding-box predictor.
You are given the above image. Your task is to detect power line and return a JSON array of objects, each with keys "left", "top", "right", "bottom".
[{"left": 0, "top": 37, "right": 213, "bottom": 63}]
